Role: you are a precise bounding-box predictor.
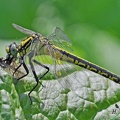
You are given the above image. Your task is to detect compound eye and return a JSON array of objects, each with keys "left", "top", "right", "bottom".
[
  {"left": 10, "top": 44, "right": 18, "bottom": 56},
  {"left": 6, "top": 43, "right": 18, "bottom": 57}
]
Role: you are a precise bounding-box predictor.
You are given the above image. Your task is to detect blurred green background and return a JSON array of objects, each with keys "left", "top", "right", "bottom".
[{"left": 0, "top": 0, "right": 120, "bottom": 75}]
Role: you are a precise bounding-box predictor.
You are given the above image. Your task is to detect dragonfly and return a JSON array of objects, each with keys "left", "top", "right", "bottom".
[{"left": 1, "top": 23, "right": 120, "bottom": 104}]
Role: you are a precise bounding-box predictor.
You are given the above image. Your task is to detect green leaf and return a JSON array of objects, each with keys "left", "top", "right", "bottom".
[{"left": 0, "top": 66, "right": 120, "bottom": 120}]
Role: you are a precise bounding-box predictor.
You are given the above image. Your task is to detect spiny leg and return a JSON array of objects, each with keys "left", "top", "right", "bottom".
[
  {"left": 17, "top": 61, "right": 29, "bottom": 80},
  {"left": 27, "top": 43, "right": 49, "bottom": 104},
  {"left": 13, "top": 63, "right": 22, "bottom": 77},
  {"left": 13, "top": 58, "right": 29, "bottom": 83},
  {"left": 33, "top": 59, "right": 49, "bottom": 79},
  {"left": 28, "top": 57, "right": 40, "bottom": 104},
  {"left": 28, "top": 58, "right": 50, "bottom": 104},
  {"left": 33, "top": 59, "right": 50, "bottom": 93}
]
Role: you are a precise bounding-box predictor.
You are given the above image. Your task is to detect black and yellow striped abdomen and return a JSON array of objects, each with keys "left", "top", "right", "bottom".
[{"left": 53, "top": 46, "right": 120, "bottom": 84}]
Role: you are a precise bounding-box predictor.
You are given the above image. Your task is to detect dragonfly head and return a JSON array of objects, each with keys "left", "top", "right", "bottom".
[{"left": 5, "top": 42, "right": 18, "bottom": 64}]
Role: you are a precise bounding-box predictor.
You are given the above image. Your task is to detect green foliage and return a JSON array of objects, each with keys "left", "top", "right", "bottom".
[{"left": 0, "top": 68, "right": 120, "bottom": 120}]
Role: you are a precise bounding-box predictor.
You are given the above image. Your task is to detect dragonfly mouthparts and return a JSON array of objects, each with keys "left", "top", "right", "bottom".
[{"left": 0, "top": 58, "right": 8, "bottom": 68}]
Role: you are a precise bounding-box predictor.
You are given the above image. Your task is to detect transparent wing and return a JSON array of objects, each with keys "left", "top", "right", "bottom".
[
  {"left": 48, "top": 27, "right": 73, "bottom": 51},
  {"left": 13, "top": 24, "right": 73, "bottom": 51},
  {"left": 29, "top": 39, "right": 79, "bottom": 80},
  {"left": 12, "top": 23, "right": 41, "bottom": 36},
  {"left": 48, "top": 27, "right": 71, "bottom": 44}
]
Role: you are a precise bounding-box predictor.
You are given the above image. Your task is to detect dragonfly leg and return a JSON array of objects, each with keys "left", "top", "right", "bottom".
[
  {"left": 17, "top": 61, "right": 29, "bottom": 80},
  {"left": 28, "top": 57, "right": 40, "bottom": 104},
  {"left": 27, "top": 58, "right": 49, "bottom": 104},
  {"left": 27, "top": 48, "right": 50, "bottom": 104},
  {"left": 33, "top": 59, "right": 50, "bottom": 93},
  {"left": 13, "top": 58, "right": 29, "bottom": 81},
  {"left": 13, "top": 63, "right": 22, "bottom": 77},
  {"left": 33, "top": 59, "right": 49, "bottom": 79}
]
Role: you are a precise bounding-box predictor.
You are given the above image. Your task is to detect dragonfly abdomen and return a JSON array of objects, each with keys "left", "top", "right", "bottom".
[{"left": 58, "top": 48, "right": 120, "bottom": 83}]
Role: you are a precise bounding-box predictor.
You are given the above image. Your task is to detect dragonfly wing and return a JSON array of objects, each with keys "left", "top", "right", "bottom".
[
  {"left": 48, "top": 27, "right": 73, "bottom": 51},
  {"left": 28, "top": 39, "right": 77, "bottom": 80},
  {"left": 12, "top": 23, "right": 41, "bottom": 36},
  {"left": 48, "top": 27, "right": 71, "bottom": 44},
  {"left": 39, "top": 43, "right": 78, "bottom": 78}
]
